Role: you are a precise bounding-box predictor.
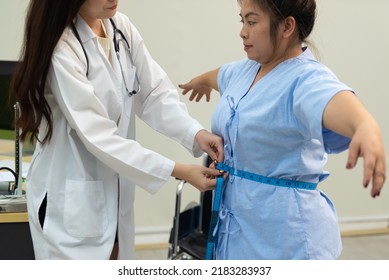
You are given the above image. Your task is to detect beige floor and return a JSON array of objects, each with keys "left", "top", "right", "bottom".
[
  {"left": 340, "top": 233, "right": 389, "bottom": 260},
  {"left": 135, "top": 233, "right": 389, "bottom": 260}
]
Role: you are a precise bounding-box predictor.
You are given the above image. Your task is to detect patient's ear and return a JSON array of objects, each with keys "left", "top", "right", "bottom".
[{"left": 282, "top": 16, "right": 297, "bottom": 39}]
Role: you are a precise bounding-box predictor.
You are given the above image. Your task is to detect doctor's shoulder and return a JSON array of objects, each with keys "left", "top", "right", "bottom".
[{"left": 51, "top": 28, "right": 89, "bottom": 77}]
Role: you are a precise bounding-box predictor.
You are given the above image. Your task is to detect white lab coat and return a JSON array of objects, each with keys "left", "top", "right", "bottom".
[{"left": 26, "top": 12, "right": 204, "bottom": 259}]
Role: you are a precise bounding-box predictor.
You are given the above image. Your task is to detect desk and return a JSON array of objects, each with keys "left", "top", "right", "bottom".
[
  {"left": 0, "top": 212, "right": 29, "bottom": 223},
  {"left": 0, "top": 211, "right": 35, "bottom": 260},
  {"left": 0, "top": 139, "right": 35, "bottom": 260}
]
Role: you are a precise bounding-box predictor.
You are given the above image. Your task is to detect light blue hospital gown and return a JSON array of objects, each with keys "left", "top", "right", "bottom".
[{"left": 212, "top": 48, "right": 352, "bottom": 260}]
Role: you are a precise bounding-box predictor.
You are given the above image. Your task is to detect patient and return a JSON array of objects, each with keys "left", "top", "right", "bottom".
[{"left": 179, "top": 0, "right": 386, "bottom": 259}]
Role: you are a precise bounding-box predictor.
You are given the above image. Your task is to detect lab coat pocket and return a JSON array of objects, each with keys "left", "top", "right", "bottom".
[{"left": 64, "top": 180, "right": 108, "bottom": 238}]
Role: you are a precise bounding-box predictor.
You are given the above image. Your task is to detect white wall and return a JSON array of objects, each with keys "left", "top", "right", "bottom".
[
  {"left": 0, "top": 0, "right": 27, "bottom": 60},
  {"left": 1, "top": 0, "right": 388, "bottom": 242}
]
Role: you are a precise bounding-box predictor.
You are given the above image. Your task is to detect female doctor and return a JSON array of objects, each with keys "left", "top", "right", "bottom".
[{"left": 10, "top": 0, "right": 223, "bottom": 259}]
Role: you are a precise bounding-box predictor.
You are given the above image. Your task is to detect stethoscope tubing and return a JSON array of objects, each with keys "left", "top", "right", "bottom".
[{"left": 71, "top": 18, "right": 140, "bottom": 95}]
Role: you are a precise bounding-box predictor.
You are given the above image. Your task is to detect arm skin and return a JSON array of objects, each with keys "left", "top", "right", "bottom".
[
  {"left": 194, "top": 129, "right": 223, "bottom": 163},
  {"left": 323, "top": 91, "right": 386, "bottom": 198},
  {"left": 179, "top": 68, "right": 220, "bottom": 102},
  {"left": 171, "top": 162, "right": 221, "bottom": 192}
]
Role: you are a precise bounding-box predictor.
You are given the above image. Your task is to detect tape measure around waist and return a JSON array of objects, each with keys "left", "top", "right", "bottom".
[
  {"left": 204, "top": 162, "right": 317, "bottom": 260},
  {"left": 216, "top": 162, "right": 317, "bottom": 190}
]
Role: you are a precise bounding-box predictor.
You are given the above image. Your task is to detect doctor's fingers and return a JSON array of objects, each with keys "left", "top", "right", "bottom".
[
  {"left": 205, "top": 141, "right": 224, "bottom": 164},
  {"left": 202, "top": 166, "right": 222, "bottom": 177},
  {"left": 195, "top": 130, "right": 224, "bottom": 163},
  {"left": 189, "top": 175, "right": 217, "bottom": 192},
  {"left": 203, "top": 172, "right": 229, "bottom": 191}
]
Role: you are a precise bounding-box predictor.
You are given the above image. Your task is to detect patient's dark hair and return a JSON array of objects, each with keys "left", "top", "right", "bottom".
[{"left": 238, "top": 0, "right": 316, "bottom": 45}]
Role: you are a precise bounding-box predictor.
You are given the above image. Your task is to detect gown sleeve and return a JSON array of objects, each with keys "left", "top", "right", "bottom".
[{"left": 293, "top": 63, "right": 352, "bottom": 154}]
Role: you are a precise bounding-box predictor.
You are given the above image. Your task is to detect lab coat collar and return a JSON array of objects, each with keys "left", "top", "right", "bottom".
[
  {"left": 73, "top": 15, "right": 116, "bottom": 43},
  {"left": 73, "top": 14, "right": 100, "bottom": 43},
  {"left": 72, "top": 14, "right": 121, "bottom": 80}
]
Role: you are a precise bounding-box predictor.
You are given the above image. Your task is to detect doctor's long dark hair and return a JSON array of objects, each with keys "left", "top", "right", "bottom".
[{"left": 10, "top": 0, "right": 86, "bottom": 145}]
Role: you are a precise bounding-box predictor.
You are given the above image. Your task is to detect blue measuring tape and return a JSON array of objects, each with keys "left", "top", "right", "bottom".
[
  {"left": 205, "top": 175, "right": 224, "bottom": 260},
  {"left": 216, "top": 162, "right": 317, "bottom": 190},
  {"left": 204, "top": 162, "right": 317, "bottom": 260}
]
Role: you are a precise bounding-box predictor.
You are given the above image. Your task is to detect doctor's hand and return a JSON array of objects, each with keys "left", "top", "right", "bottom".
[
  {"left": 195, "top": 129, "right": 224, "bottom": 163},
  {"left": 171, "top": 163, "right": 222, "bottom": 192}
]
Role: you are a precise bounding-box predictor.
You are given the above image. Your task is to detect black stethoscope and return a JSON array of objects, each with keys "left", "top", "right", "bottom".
[{"left": 71, "top": 18, "right": 141, "bottom": 96}]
